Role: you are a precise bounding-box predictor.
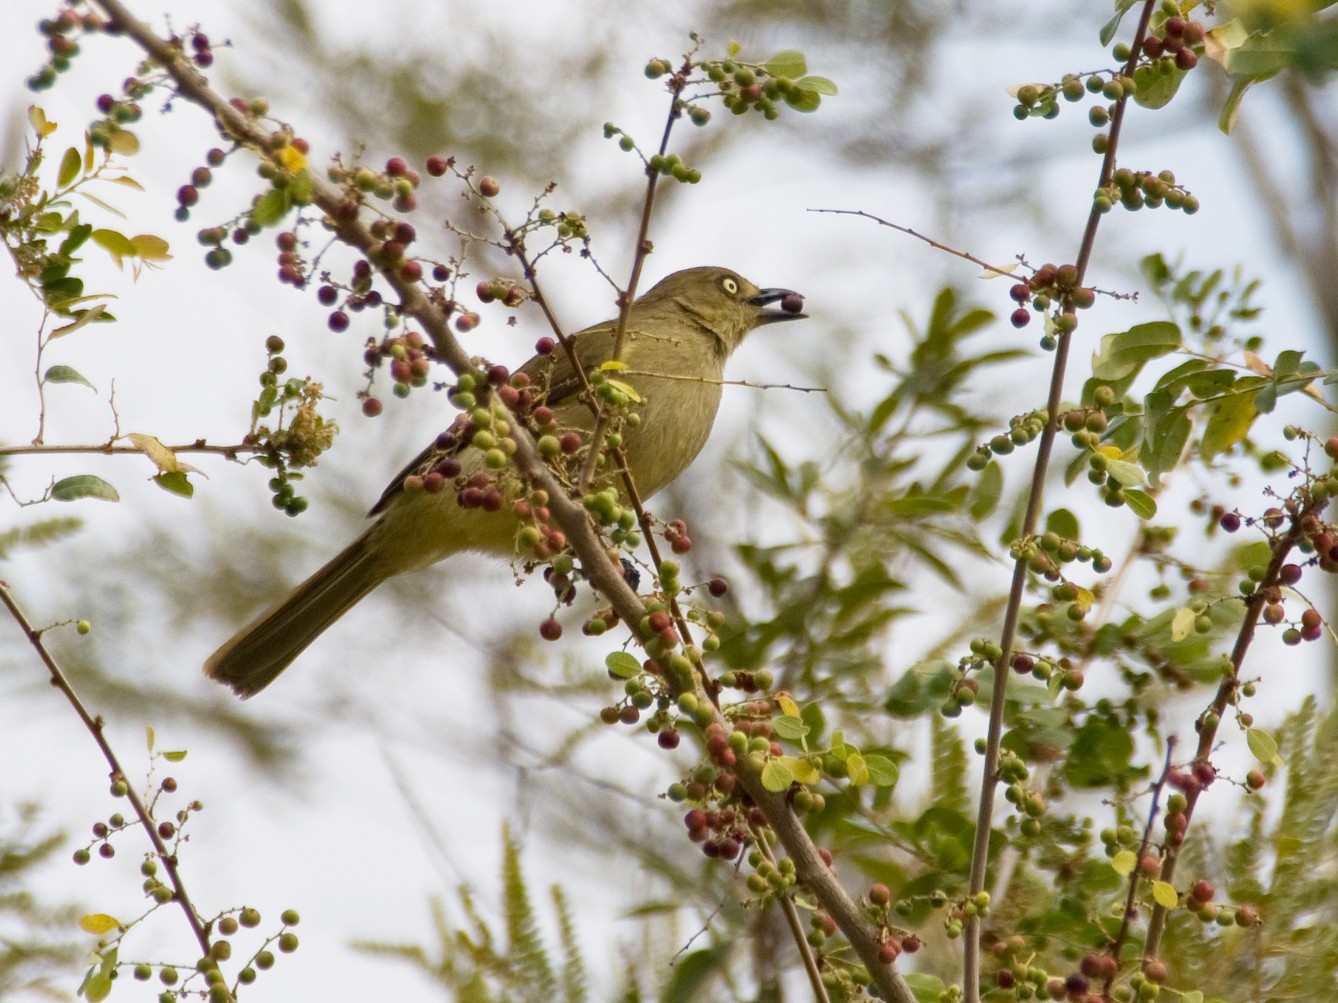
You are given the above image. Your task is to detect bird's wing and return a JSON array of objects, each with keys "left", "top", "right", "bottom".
[{"left": 366, "top": 324, "right": 617, "bottom": 517}]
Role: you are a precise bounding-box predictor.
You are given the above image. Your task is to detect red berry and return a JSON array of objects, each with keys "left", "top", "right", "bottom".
[
  {"left": 538, "top": 617, "right": 562, "bottom": 641},
  {"left": 426, "top": 155, "right": 449, "bottom": 176},
  {"left": 780, "top": 292, "right": 804, "bottom": 314},
  {"left": 361, "top": 397, "right": 383, "bottom": 418},
  {"left": 385, "top": 157, "right": 408, "bottom": 177},
  {"left": 1011, "top": 308, "right": 1031, "bottom": 328}
]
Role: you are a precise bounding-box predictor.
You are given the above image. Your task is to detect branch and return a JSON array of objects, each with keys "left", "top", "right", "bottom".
[
  {"left": 86, "top": 5, "right": 918, "bottom": 998},
  {"left": 0, "top": 580, "right": 214, "bottom": 960}
]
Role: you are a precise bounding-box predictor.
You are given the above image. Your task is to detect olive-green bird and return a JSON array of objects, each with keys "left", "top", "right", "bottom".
[{"left": 204, "top": 266, "right": 806, "bottom": 697}]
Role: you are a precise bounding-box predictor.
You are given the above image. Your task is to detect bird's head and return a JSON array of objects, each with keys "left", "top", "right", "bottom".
[{"left": 637, "top": 265, "right": 807, "bottom": 354}]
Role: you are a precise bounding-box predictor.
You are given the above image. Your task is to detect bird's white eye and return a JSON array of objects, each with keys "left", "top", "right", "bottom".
[{"left": 720, "top": 276, "right": 739, "bottom": 295}]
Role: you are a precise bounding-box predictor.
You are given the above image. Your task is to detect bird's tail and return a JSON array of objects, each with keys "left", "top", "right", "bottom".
[{"left": 204, "top": 532, "right": 384, "bottom": 698}]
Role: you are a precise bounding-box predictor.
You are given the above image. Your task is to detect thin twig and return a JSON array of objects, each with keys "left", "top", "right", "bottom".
[{"left": 0, "top": 580, "right": 214, "bottom": 960}]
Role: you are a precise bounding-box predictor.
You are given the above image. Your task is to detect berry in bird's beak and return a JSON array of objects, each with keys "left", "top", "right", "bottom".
[{"left": 749, "top": 287, "right": 807, "bottom": 323}]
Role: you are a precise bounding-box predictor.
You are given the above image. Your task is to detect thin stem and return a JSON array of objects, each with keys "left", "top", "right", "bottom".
[
  {"left": 0, "top": 580, "right": 213, "bottom": 959},
  {"left": 962, "top": 5, "right": 1158, "bottom": 999}
]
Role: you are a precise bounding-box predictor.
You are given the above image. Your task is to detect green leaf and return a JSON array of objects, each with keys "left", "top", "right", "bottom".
[
  {"left": 91, "top": 228, "right": 137, "bottom": 260},
  {"left": 51, "top": 475, "right": 119, "bottom": 503},
  {"left": 44, "top": 365, "right": 95, "bottom": 390},
  {"left": 1132, "top": 58, "right": 1186, "bottom": 109},
  {"left": 863, "top": 753, "right": 899, "bottom": 788},
  {"left": 58, "top": 146, "right": 82, "bottom": 188},
  {"left": 904, "top": 973, "right": 948, "bottom": 1003},
  {"left": 1246, "top": 727, "right": 1282, "bottom": 766},
  {"left": 81, "top": 973, "right": 112, "bottom": 1002},
  {"left": 1201, "top": 390, "right": 1258, "bottom": 460},
  {"left": 1045, "top": 508, "right": 1081, "bottom": 541},
  {"left": 1099, "top": 0, "right": 1141, "bottom": 45},
  {"left": 763, "top": 50, "right": 807, "bottom": 79},
  {"left": 290, "top": 168, "right": 314, "bottom": 206},
  {"left": 1091, "top": 322, "right": 1181, "bottom": 381},
  {"left": 795, "top": 75, "right": 838, "bottom": 96},
  {"left": 604, "top": 651, "right": 640, "bottom": 679},
  {"left": 1104, "top": 458, "right": 1145, "bottom": 487},
  {"left": 249, "top": 187, "right": 291, "bottom": 228},
  {"left": 50, "top": 303, "right": 109, "bottom": 339},
  {"left": 772, "top": 715, "right": 809, "bottom": 742},
  {"left": 1152, "top": 880, "right": 1179, "bottom": 908},
  {"left": 162, "top": 750, "right": 188, "bottom": 762},
  {"left": 1123, "top": 489, "right": 1157, "bottom": 519},
  {"left": 152, "top": 472, "right": 194, "bottom": 498},
  {"left": 761, "top": 758, "right": 793, "bottom": 792},
  {"left": 784, "top": 88, "right": 822, "bottom": 113},
  {"left": 967, "top": 460, "right": 1002, "bottom": 519}
]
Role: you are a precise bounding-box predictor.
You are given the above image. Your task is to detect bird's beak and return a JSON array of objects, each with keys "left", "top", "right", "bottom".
[{"left": 749, "top": 288, "right": 807, "bottom": 325}]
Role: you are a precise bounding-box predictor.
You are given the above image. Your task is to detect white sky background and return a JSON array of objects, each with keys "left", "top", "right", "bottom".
[{"left": 1, "top": 1, "right": 1334, "bottom": 1001}]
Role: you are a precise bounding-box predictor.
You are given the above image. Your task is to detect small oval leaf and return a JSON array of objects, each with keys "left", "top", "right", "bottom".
[
  {"left": 79, "top": 913, "right": 123, "bottom": 935},
  {"left": 58, "top": 146, "right": 82, "bottom": 188},
  {"left": 1111, "top": 849, "right": 1137, "bottom": 876},
  {"left": 761, "top": 758, "right": 793, "bottom": 792},
  {"left": 52, "top": 475, "right": 119, "bottom": 503},
  {"left": 44, "top": 365, "right": 95, "bottom": 390},
  {"left": 604, "top": 651, "right": 641, "bottom": 679},
  {"left": 1151, "top": 880, "right": 1179, "bottom": 909}
]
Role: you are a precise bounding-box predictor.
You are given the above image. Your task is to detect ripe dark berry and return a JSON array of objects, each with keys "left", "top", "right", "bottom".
[
  {"left": 328, "top": 310, "right": 350, "bottom": 332},
  {"left": 1219, "top": 512, "right": 1241, "bottom": 532},
  {"left": 539, "top": 617, "right": 562, "bottom": 641},
  {"left": 708, "top": 576, "right": 728, "bottom": 597},
  {"left": 780, "top": 292, "right": 804, "bottom": 314},
  {"left": 1011, "top": 308, "right": 1031, "bottom": 328}
]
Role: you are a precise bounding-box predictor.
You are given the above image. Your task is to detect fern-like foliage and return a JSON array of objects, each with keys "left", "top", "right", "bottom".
[{"left": 353, "top": 823, "right": 587, "bottom": 1003}]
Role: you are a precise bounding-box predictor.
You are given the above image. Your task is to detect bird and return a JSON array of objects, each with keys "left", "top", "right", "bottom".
[{"left": 204, "top": 266, "right": 807, "bottom": 697}]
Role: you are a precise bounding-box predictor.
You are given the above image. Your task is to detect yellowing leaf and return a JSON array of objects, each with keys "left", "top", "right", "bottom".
[
  {"left": 1151, "top": 880, "right": 1179, "bottom": 909},
  {"left": 1171, "top": 606, "right": 1197, "bottom": 642},
  {"left": 107, "top": 129, "right": 139, "bottom": 156},
  {"left": 775, "top": 755, "right": 820, "bottom": 785},
  {"left": 846, "top": 752, "right": 869, "bottom": 786},
  {"left": 131, "top": 234, "right": 172, "bottom": 261},
  {"left": 29, "top": 105, "right": 56, "bottom": 137},
  {"left": 1095, "top": 444, "right": 1123, "bottom": 460},
  {"left": 1246, "top": 727, "right": 1282, "bottom": 766},
  {"left": 126, "top": 433, "right": 182, "bottom": 474},
  {"left": 50, "top": 303, "right": 108, "bottom": 339},
  {"left": 79, "top": 913, "right": 123, "bottom": 935},
  {"left": 1111, "top": 849, "right": 1137, "bottom": 876},
  {"left": 761, "top": 758, "right": 793, "bottom": 792},
  {"left": 277, "top": 145, "right": 308, "bottom": 173},
  {"left": 605, "top": 378, "right": 642, "bottom": 403},
  {"left": 599, "top": 360, "right": 629, "bottom": 371},
  {"left": 1242, "top": 349, "right": 1271, "bottom": 377},
  {"left": 777, "top": 694, "right": 800, "bottom": 717}
]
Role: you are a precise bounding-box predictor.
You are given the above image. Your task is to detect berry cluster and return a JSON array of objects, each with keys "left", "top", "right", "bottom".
[
  {"left": 28, "top": 6, "right": 108, "bottom": 92},
  {"left": 1005, "top": 262, "right": 1096, "bottom": 339},
  {"left": 87, "top": 78, "right": 148, "bottom": 153},
  {"left": 1095, "top": 166, "right": 1198, "bottom": 216},
  {"left": 968, "top": 408, "right": 1050, "bottom": 467}
]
